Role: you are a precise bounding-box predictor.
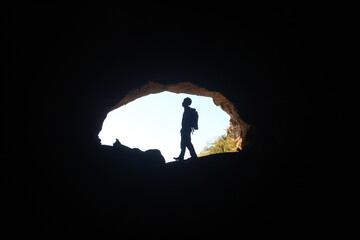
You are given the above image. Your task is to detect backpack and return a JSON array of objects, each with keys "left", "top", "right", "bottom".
[{"left": 190, "top": 108, "right": 199, "bottom": 130}]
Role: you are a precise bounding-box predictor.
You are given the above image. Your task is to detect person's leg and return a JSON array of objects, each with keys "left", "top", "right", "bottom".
[
  {"left": 174, "top": 129, "right": 186, "bottom": 161},
  {"left": 178, "top": 137, "right": 186, "bottom": 159},
  {"left": 183, "top": 129, "right": 197, "bottom": 159},
  {"left": 187, "top": 141, "right": 197, "bottom": 159}
]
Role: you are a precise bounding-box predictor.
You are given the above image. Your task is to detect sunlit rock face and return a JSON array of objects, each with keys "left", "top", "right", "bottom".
[{"left": 108, "top": 81, "right": 250, "bottom": 149}]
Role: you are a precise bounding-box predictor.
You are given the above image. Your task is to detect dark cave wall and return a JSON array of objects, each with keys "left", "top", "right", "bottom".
[
  {"left": 42, "top": 45, "right": 332, "bottom": 158},
  {"left": 7, "top": 2, "right": 337, "bottom": 155},
  {"left": 6, "top": 1, "right": 339, "bottom": 238},
  {"left": 22, "top": 28, "right": 332, "bottom": 158}
]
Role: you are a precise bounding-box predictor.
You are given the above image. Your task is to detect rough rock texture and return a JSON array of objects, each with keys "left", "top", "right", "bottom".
[{"left": 109, "top": 81, "right": 250, "bottom": 147}]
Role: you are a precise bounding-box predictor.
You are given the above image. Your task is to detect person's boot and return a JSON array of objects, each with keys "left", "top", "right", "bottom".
[
  {"left": 174, "top": 156, "right": 184, "bottom": 161},
  {"left": 189, "top": 146, "right": 198, "bottom": 160}
]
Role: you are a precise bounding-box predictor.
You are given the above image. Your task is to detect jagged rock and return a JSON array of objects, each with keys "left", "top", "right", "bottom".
[{"left": 112, "top": 138, "right": 122, "bottom": 148}]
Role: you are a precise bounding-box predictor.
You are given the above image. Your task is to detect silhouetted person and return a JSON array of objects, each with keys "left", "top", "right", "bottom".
[{"left": 174, "top": 97, "right": 198, "bottom": 161}]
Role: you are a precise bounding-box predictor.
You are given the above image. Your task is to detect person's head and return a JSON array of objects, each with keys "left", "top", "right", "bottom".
[{"left": 182, "top": 97, "right": 192, "bottom": 107}]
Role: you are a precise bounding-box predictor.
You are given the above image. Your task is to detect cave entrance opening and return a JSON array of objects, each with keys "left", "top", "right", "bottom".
[{"left": 98, "top": 81, "right": 249, "bottom": 163}]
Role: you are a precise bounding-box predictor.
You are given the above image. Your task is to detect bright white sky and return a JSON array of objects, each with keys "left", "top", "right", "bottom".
[{"left": 98, "top": 91, "right": 230, "bottom": 163}]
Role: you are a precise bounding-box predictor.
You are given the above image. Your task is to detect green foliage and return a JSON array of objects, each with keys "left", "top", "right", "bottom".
[{"left": 199, "top": 128, "right": 239, "bottom": 157}]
